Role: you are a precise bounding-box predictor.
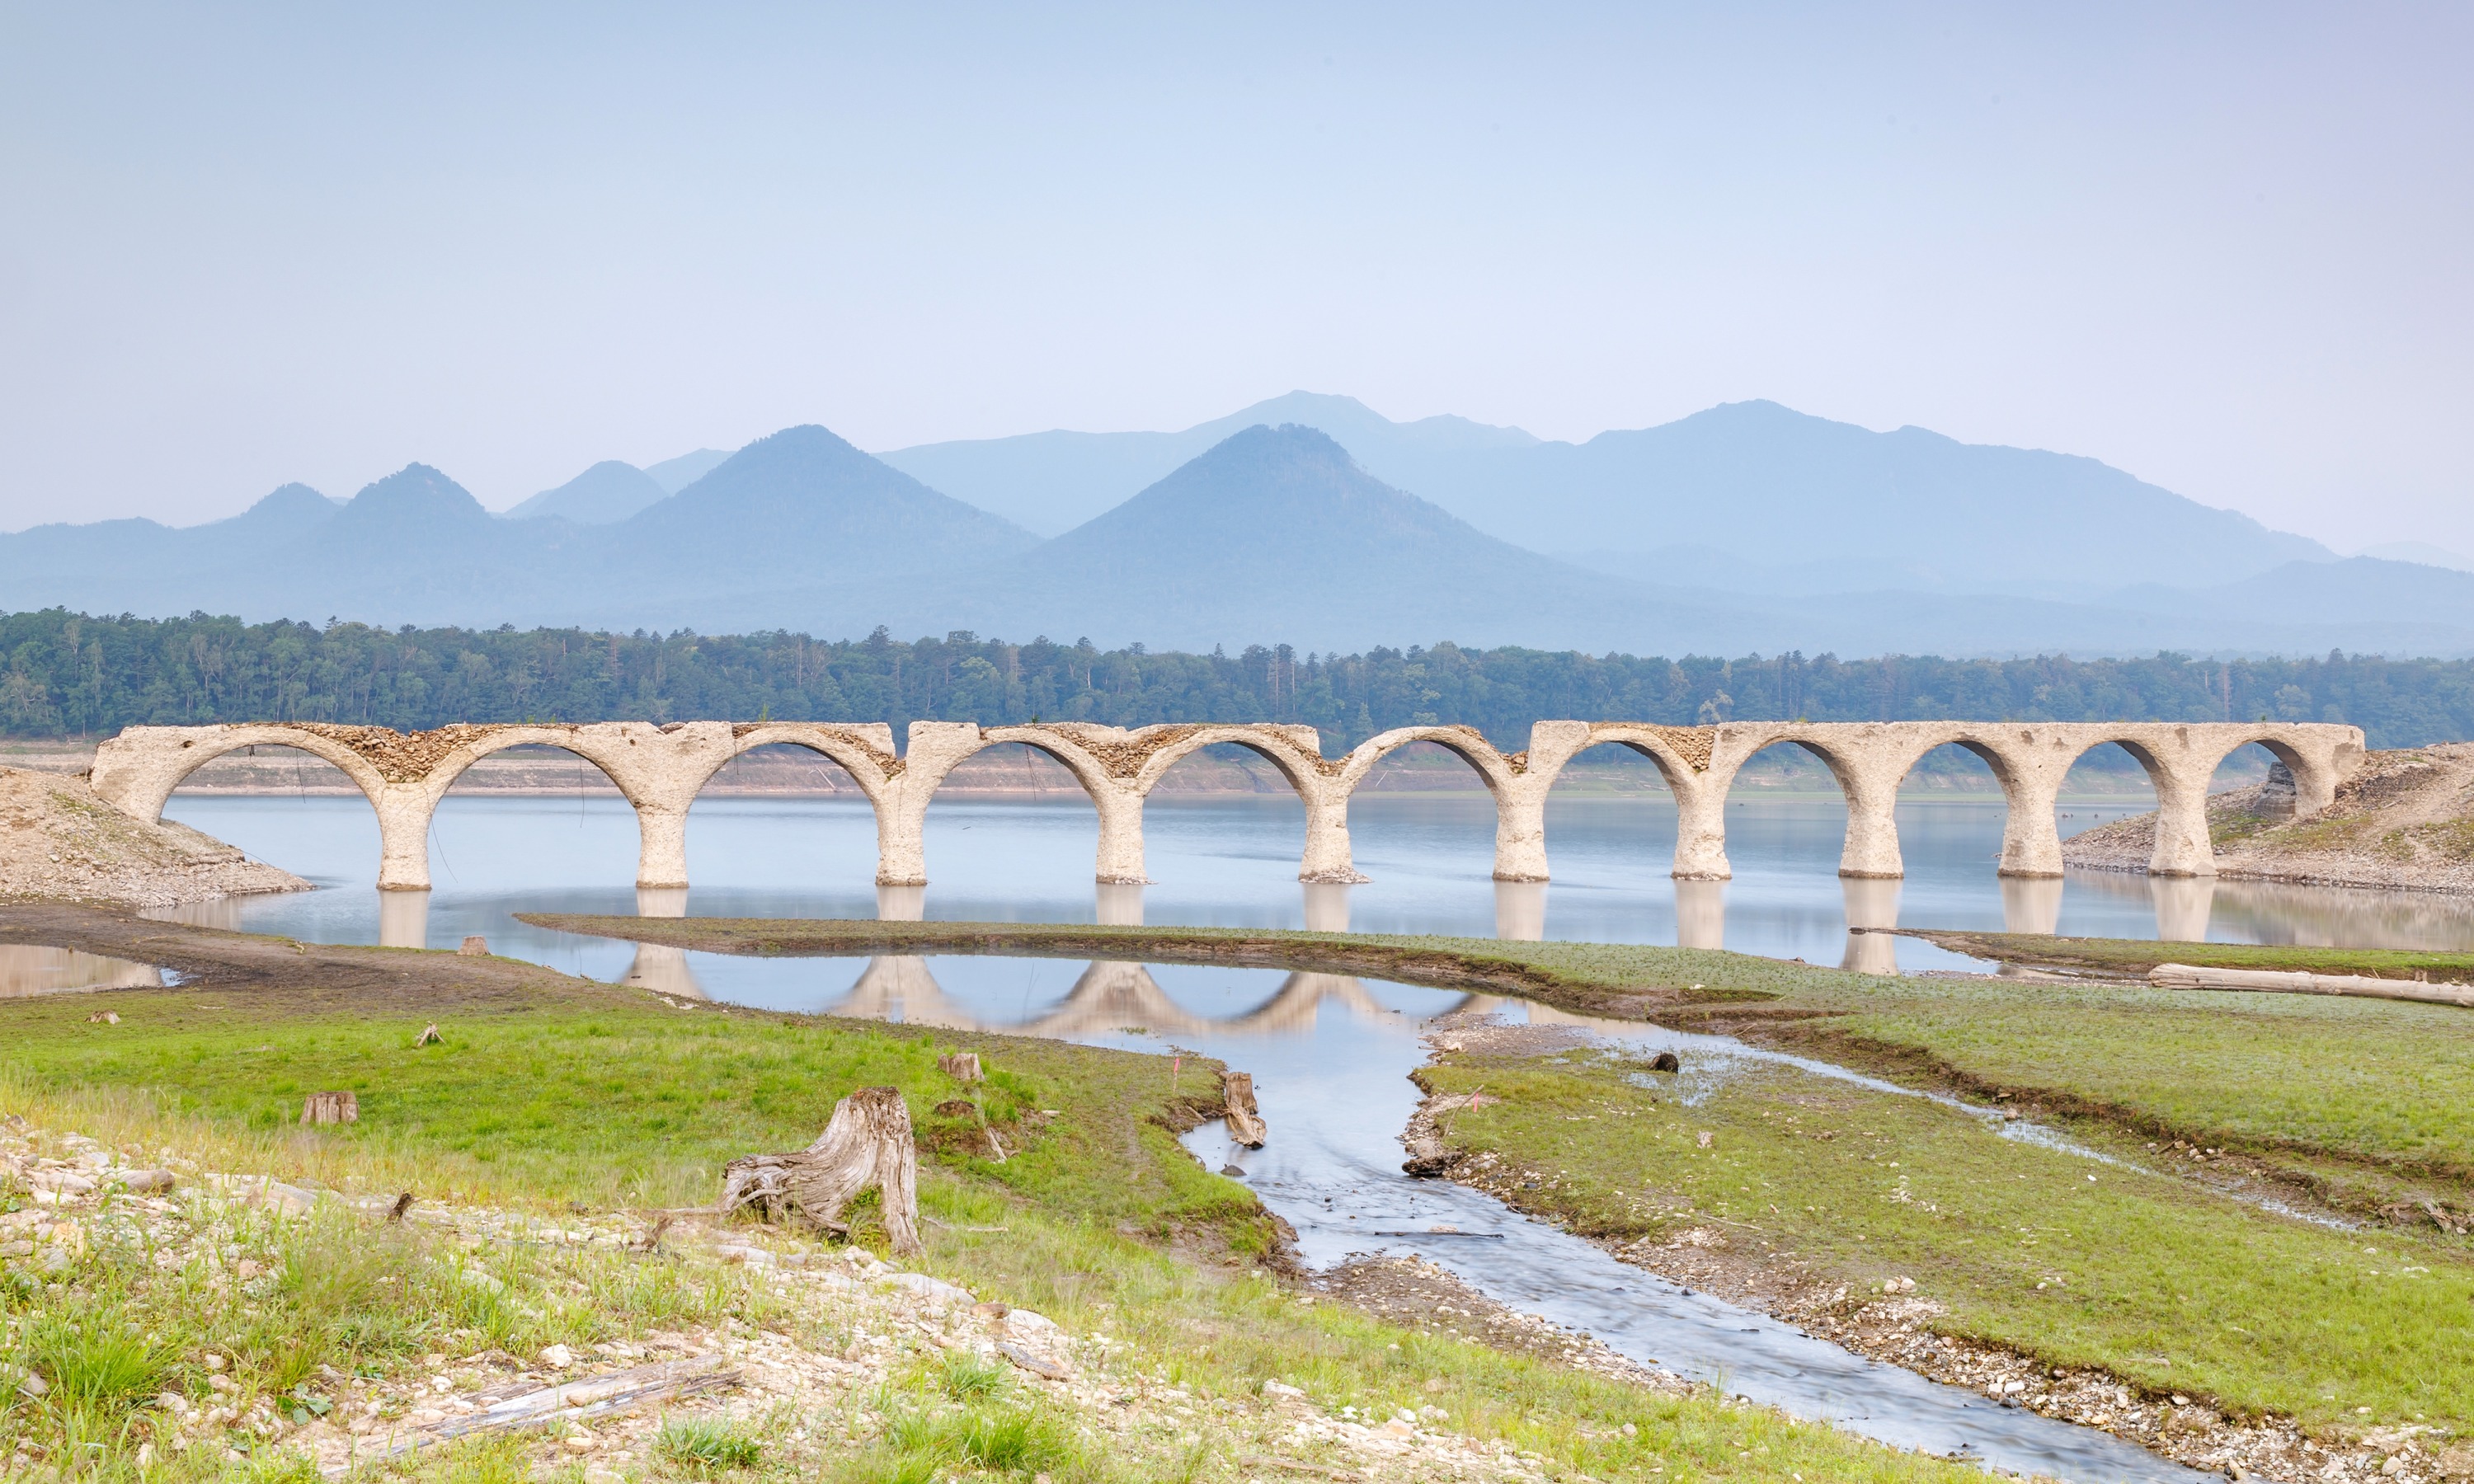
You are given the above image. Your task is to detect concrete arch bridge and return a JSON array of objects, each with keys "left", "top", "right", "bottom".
[{"left": 88, "top": 718, "right": 2363, "bottom": 892}]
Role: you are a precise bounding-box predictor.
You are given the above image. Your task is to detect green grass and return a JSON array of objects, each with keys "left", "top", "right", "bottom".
[
  {"left": 0, "top": 988, "right": 1258, "bottom": 1244},
  {"left": 529, "top": 916, "right": 2474, "bottom": 1190},
  {"left": 657, "top": 1415, "right": 768, "bottom": 1472},
  {"left": 0, "top": 1186, "right": 782, "bottom": 1480},
  {"left": 0, "top": 973, "right": 1982, "bottom": 1482},
  {"left": 1423, "top": 1048, "right": 2474, "bottom": 1435}
]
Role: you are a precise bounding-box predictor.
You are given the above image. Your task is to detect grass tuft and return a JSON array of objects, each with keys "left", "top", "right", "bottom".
[{"left": 656, "top": 1414, "right": 766, "bottom": 1472}]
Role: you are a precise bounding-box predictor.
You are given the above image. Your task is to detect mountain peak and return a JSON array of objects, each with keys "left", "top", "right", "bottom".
[{"left": 506, "top": 459, "right": 666, "bottom": 524}]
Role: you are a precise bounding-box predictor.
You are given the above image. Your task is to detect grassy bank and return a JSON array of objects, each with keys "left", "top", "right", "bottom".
[
  {"left": 0, "top": 942, "right": 1978, "bottom": 1482},
  {"left": 1417, "top": 1047, "right": 2474, "bottom": 1449},
  {"left": 530, "top": 917, "right": 2474, "bottom": 1205}
]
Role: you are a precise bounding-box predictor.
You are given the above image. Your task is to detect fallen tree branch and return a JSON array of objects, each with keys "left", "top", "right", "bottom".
[
  {"left": 325, "top": 1355, "right": 736, "bottom": 1477},
  {"left": 2150, "top": 963, "right": 2474, "bottom": 1007}
]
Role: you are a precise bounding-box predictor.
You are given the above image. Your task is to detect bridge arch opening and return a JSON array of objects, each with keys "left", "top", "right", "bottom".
[
  {"left": 1140, "top": 742, "right": 1310, "bottom": 889},
  {"left": 421, "top": 741, "right": 644, "bottom": 893},
  {"left": 681, "top": 741, "right": 877, "bottom": 894},
  {"left": 2207, "top": 740, "right": 2298, "bottom": 815},
  {"left": 159, "top": 741, "right": 381, "bottom": 885},
  {"left": 1724, "top": 740, "right": 1864, "bottom": 881},
  {"left": 1341, "top": 736, "right": 1510, "bottom": 889},
  {"left": 919, "top": 740, "right": 1105, "bottom": 903},
  {"left": 1537, "top": 740, "right": 1682, "bottom": 896}
]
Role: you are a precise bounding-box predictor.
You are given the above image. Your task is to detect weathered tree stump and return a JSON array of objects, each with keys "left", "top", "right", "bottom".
[
  {"left": 458, "top": 937, "right": 489, "bottom": 956},
  {"left": 301, "top": 1091, "right": 358, "bottom": 1125},
  {"left": 720, "top": 1087, "right": 922, "bottom": 1256},
  {"left": 938, "top": 1052, "right": 983, "bottom": 1083},
  {"left": 1221, "top": 1071, "right": 1267, "bottom": 1148}
]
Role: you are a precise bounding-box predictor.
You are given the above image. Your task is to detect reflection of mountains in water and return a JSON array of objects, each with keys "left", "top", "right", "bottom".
[{"left": 623, "top": 947, "right": 1476, "bottom": 1037}]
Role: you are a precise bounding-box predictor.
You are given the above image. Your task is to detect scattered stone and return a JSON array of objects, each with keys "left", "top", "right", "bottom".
[{"left": 458, "top": 936, "right": 489, "bottom": 956}]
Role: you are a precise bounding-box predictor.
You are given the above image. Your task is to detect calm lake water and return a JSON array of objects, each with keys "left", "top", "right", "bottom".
[{"left": 158, "top": 791, "right": 2474, "bottom": 981}]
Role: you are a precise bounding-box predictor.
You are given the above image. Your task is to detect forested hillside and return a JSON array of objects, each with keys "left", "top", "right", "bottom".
[{"left": 4, "top": 608, "right": 2468, "bottom": 750}]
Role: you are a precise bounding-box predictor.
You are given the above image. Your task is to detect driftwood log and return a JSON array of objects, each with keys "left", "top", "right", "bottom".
[
  {"left": 300, "top": 1091, "right": 359, "bottom": 1126},
  {"left": 323, "top": 1355, "right": 736, "bottom": 1477},
  {"left": 720, "top": 1086, "right": 923, "bottom": 1256},
  {"left": 1222, "top": 1071, "right": 1267, "bottom": 1148},
  {"left": 938, "top": 1051, "right": 984, "bottom": 1083}
]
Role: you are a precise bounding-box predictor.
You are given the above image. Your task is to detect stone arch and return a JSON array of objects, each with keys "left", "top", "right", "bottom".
[
  {"left": 720, "top": 723, "right": 901, "bottom": 805},
  {"left": 385, "top": 722, "right": 740, "bottom": 890},
  {"left": 1334, "top": 725, "right": 1522, "bottom": 798},
  {"left": 871, "top": 722, "right": 1139, "bottom": 887},
  {"left": 2183, "top": 728, "right": 2347, "bottom": 819},
  {"left": 2044, "top": 732, "right": 2216, "bottom": 877},
  {"left": 92, "top": 723, "right": 393, "bottom": 823},
  {"left": 1326, "top": 725, "right": 1528, "bottom": 882},
  {"left": 1695, "top": 722, "right": 1957, "bottom": 881},
  {"left": 1125, "top": 724, "right": 1329, "bottom": 800},
  {"left": 92, "top": 723, "right": 444, "bottom": 890},
  {"left": 1122, "top": 724, "right": 1342, "bottom": 884}
]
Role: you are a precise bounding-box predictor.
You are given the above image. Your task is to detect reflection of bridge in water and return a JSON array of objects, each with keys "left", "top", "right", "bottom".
[
  {"left": 592, "top": 869, "right": 2273, "bottom": 998},
  {"left": 823, "top": 958, "right": 1423, "bottom": 1038},
  {"left": 618, "top": 926, "right": 1470, "bottom": 1036}
]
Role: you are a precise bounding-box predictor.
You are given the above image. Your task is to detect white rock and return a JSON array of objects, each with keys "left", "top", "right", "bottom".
[
  {"left": 1263, "top": 1380, "right": 1306, "bottom": 1400},
  {"left": 884, "top": 1271, "right": 975, "bottom": 1304},
  {"left": 540, "top": 1344, "right": 576, "bottom": 1369}
]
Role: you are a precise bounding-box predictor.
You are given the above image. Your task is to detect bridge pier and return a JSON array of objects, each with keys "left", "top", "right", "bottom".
[
  {"left": 1832, "top": 754, "right": 1912, "bottom": 879},
  {"left": 2144, "top": 752, "right": 2222, "bottom": 878},
  {"left": 1490, "top": 782, "right": 1552, "bottom": 882},
  {"left": 1092, "top": 785, "right": 1150, "bottom": 885},
  {"left": 1298, "top": 791, "right": 1364, "bottom": 883},
  {"left": 1671, "top": 776, "right": 1733, "bottom": 880},
  {"left": 374, "top": 783, "right": 440, "bottom": 890}
]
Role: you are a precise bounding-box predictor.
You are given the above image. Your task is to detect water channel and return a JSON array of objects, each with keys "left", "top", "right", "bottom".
[{"left": 127, "top": 791, "right": 2474, "bottom": 1480}]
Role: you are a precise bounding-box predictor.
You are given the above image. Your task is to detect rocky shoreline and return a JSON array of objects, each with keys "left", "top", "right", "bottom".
[
  {"left": 2062, "top": 743, "right": 2474, "bottom": 896},
  {"left": 0, "top": 766, "right": 306, "bottom": 909}
]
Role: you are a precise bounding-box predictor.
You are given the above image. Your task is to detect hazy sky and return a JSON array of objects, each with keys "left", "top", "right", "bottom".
[{"left": 2, "top": 4, "right": 2467, "bottom": 552}]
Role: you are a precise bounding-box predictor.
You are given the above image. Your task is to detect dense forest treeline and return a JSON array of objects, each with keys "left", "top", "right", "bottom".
[{"left": 4, "top": 608, "right": 2471, "bottom": 752}]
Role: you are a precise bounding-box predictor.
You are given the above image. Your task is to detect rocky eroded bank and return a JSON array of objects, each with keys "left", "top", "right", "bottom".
[
  {"left": 0, "top": 765, "right": 307, "bottom": 908},
  {"left": 2063, "top": 742, "right": 2474, "bottom": 895}
]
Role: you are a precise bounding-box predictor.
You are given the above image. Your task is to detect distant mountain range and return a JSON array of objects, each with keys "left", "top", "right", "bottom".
[{"left": 6, "top": 396, "right": 2471, "bottom": 659}]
